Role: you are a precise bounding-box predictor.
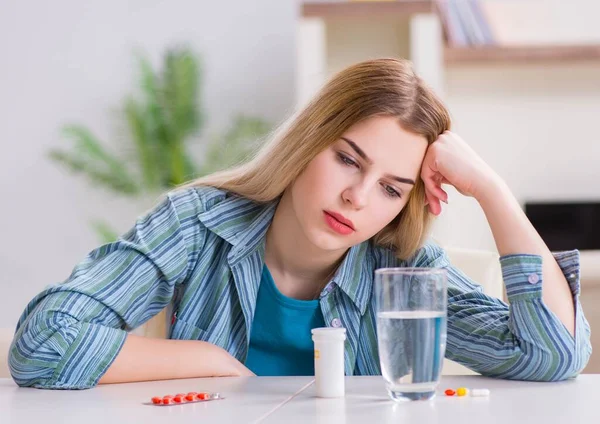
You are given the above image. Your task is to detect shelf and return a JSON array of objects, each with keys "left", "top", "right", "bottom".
[
  {"left": 445, "top": 44, "right": 600, "bottom": 65},
  {"left": 302, "top": 1, "right": 434, "bottom": 18},
  {"left": 301, "top": 2, "right": 600, "bottom": 64}
]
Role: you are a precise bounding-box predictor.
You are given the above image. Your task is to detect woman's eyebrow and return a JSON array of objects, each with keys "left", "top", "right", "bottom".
[{"left": 340, "top": 136, "right": 416, "bottom": 185}]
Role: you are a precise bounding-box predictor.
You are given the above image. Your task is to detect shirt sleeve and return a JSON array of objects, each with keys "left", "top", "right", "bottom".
[
  {"left": 8, "top": 189, "right": 206, "bottom": 389},
  {"left": 416, "top": 244, "right": 592, "bottom": 382}
]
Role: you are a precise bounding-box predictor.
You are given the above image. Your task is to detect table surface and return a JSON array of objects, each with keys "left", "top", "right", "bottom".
[{"left": 1, "top": 375, "right": 598, "bottom": 424}]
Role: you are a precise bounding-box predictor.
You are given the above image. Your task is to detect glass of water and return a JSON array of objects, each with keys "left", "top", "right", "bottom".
[{"left": 374, "top": 267, "right": 447, "bottom": 401}]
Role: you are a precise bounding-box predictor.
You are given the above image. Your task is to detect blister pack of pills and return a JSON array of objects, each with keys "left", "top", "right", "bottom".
[{"left": 148, "top": 391, "right": 224, "bottom": 406}]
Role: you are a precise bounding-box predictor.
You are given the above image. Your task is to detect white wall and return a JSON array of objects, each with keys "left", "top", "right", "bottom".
[
  {"left": 0, "top": 0, "right": 298, "bottom": 328},
  {"left": 434, "top": 62, "right": 600, "bottom": 251}
]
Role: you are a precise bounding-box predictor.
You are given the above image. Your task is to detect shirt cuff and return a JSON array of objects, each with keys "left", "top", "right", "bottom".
[
  {"left": 48, "top": 323, "right": 127, "bottom": 389},
  {"left": 500, "top": 250, "right": 580, "bottom": 302}
]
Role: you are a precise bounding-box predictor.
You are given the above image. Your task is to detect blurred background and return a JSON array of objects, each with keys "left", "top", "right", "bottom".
[{"left": 1, "top": 0, "right": 599, "bottom": 371}]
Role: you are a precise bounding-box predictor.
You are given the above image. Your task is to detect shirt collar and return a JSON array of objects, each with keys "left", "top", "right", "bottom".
[
  {"left": 195, "top": 187, "right": 278, "bottom": 259},
  {"left": 329, "top": 241, "right": 374, "bottom": 315},
  {"left": 195, "top": 186, "right": 374, "bottom": 314}
]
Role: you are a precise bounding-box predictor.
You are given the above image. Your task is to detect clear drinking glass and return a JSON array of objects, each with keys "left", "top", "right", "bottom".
[{"left": 374, "top": 268, "right": 447, "bottom": 401}]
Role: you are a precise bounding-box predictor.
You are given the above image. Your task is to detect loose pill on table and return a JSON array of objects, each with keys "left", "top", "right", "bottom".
[
  {"left": 456, "top": 387, "right": 468, "bottom": 397},
  {"left": 444, "top": 389, "right": 456, "bottom": 396},
  {"left": 470, "top": 389, "right": 490, "bottom": 397}
]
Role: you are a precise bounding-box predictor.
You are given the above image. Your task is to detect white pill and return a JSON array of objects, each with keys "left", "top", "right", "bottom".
[{"left": 470, "top": 389, "right": 490, "bottom": 397}]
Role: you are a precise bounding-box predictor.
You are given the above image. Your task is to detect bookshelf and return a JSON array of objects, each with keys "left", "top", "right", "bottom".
[
  {"left": 300, "top": 1, "right": 600, "bottom": 68},
  {"left": 302, "top": 1, "right": 434, "bottom": 17},
  {"left": 445, "top": 44, "right": 600, "bottom": 65}
]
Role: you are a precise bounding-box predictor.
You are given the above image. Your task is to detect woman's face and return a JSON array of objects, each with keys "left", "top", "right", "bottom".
[{"left": 289, "top": 115, "right": 429, "bottom": 253}]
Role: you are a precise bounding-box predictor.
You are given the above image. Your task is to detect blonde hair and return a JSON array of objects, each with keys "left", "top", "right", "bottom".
[{"left": 185, "top": 58, "right": 451, "bottom": 260}]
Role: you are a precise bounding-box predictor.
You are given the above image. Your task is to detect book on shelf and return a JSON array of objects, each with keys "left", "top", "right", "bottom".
[
  {"left": 437, "top": 0, "right": 600, "bottom": 48},
  {"left": 436, "top": 0, "right": 495, "bottom": 47}
]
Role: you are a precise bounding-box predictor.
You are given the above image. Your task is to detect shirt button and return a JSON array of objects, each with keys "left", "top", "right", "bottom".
[
  {"left": 331, "top": 318, "right": 342, "bottom": 328},
  {"left": 528, "top": 273, "right": 540, "bottom": 284}
]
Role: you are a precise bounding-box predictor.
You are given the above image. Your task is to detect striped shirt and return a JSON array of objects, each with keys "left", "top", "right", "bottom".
[{"left": 9, "top": 186, "right": 592, "bottom": 389}]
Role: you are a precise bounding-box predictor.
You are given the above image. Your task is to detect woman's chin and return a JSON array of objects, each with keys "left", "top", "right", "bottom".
[{"left": 307, "top": 229, "right": 356, "bottom": 252}]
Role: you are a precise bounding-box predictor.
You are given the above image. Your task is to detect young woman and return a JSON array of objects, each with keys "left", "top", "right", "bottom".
[{"left": 9, "top": 59, "right": 590, "bottom": 389}]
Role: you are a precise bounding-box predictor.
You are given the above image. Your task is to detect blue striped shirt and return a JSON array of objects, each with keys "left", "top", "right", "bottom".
[{"left": 8, "top": 186, "right": 592, "bottom": 388}]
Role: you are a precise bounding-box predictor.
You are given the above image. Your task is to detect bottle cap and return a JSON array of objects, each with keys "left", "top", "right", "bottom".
[{"left": 311, "top": 327, "right": 346, "bottom": 341}]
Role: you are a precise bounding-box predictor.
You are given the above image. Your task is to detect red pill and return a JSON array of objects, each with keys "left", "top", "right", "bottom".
[
  {"left": 185, "top": 394, "right": 196, "bottom": 401},
  {"left": 196, "top": 392, "right": 209, "bottom": 400},
  {"left": 445, "top": 389, "right": 456, "bottom": 396},
  {"left": 162, "top": 398, "right": 173, "bottom": 405},
  {"left": 151, "top": 397, "right": 162, "bottom": 404}
]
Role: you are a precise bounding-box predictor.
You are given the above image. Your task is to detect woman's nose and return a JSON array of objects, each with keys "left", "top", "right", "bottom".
[{"left": 342, "top": 184, "right": 368, "bottom": 209}]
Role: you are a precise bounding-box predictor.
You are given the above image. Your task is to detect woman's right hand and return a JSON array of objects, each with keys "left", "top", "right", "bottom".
[{"left": 217, "top": 345, "right": 256, "bottom": 377}]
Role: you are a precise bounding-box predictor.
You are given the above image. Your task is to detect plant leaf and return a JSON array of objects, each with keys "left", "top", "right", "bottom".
[
  {"left": 124, "top": 96, "right": 159, "bottom": 191},
  {"left": 90, "top": 219, "right": 120, "bottom": 243},
  {"left": 48, "top": 149, "right": 139, "bottom": 195},
  {"left": 200, "top": 115, "right": 270, "bottom": 175}
]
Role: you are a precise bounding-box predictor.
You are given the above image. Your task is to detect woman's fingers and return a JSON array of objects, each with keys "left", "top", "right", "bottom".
[
  {"left": 422, "top": 171, "right": 448, "bottom": 201},
  {"left": 425, "top": 191, "right": 441, "bottom": 215},
  {"left": 422, "top": 171, "right": 448, "bottom": 216}
]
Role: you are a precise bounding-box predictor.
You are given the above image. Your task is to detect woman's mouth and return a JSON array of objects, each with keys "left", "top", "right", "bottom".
[{"left": 323, "top": 211, "right": 355, "bottom": 235}]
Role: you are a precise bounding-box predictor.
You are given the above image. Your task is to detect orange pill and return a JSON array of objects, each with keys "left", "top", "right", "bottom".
[
  {"left": 173, "top": 395, "right": 184, "bottom": 403},
  {"left": 445, "top": 389, "right": 456, "bottom": 396},
  {"left": 185, "top": 394, "right": 196, "bottom": 401},
  {"left": 151, "top": 397, "right": 162, "bottom": 404},
  {"left": 162, "top": 398, "right": 173, "bottom": 405},
  {"left": 196, "top": 392, "right": 209, "bottom": 400}
]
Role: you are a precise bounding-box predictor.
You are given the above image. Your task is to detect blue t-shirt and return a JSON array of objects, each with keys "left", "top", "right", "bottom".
[{"left": 245, "top": 265, "right": 326, "bottom": 376}]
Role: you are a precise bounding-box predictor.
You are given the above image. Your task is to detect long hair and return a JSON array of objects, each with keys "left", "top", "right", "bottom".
[{"left": 185, "top": 58, "right": 451, "bottom": 260}]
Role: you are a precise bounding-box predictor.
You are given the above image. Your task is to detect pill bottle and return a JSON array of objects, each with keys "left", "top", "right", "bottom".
[{"left": 311, "top": 327, "right": 347, "bottom": 398}]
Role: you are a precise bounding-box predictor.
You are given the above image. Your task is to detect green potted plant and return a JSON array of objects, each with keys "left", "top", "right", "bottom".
[{"left": 48, "top": 46, "right": 270, "bottom": 242}]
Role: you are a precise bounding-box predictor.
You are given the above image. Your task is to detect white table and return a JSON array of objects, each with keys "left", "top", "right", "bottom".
[{"left": 1, "top": 375, "right": 598, "bottom": 424}]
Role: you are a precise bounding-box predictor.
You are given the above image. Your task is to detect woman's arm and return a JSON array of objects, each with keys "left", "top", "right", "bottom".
[
  {"left": 476, "top": 177, "right": 575, "bottom": 334},
  {"left": 409, "top": 243, "right": 590, "bottom": 381},
  {"left": 9, "top": 189, "right": 240, "bottom": 389},
  {"left": 99, "top": 335, "right": 253, "bottom": 384},
  {"left": 421, "top": 131, "right": 575, "bottom": 335}
]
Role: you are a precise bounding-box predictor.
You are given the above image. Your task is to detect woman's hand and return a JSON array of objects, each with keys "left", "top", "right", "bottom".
[{"left": 420, "top": 131, "right": 500, "bottom": 215}]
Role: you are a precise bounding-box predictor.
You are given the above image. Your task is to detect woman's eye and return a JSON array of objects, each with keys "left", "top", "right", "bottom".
[
  {"left": 383, "top": 185, "right": 401, "bottom": 198},
  {"left": 337, "top": 153, "right": 358, "bottom": 168}
]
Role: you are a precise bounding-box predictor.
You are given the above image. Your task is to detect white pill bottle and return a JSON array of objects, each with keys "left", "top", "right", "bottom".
[{"left": 311, "top": 327, "right": 347, "bottom": 398}]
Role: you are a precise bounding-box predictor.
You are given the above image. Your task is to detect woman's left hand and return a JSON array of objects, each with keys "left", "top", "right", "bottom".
[{"left": 420, "top": 131, "right": 500, "bottom": 216}]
